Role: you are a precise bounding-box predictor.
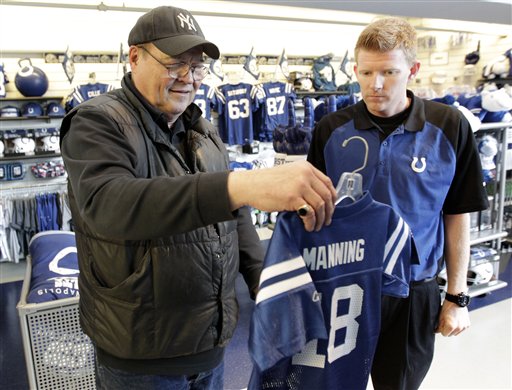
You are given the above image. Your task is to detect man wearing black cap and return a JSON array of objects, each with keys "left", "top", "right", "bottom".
[{"left": 60, "top": 5, "right": 336, "bottom": 389}]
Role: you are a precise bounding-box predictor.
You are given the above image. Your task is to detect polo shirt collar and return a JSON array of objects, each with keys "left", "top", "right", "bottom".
[
  {"left": 403, "top": 90, "right": 425, "bottom": 132},
  {"left": 354, "top": 90, "right": 426, "bottom": 133}
]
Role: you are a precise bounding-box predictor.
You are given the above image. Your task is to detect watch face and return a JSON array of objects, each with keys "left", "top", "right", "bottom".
[
  {"left": 458, "top": 294, "right": 471, "bottom": 307},
  {"left": 445, "top": 292, "right": 471, "bottom": 307}
]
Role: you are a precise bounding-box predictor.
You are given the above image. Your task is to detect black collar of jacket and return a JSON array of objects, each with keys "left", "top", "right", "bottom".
[
  {"left": 123, "top": 73, "right": 206, "bottom": 135},
  {"left": 353, "top": 90, "right": 426, "bottom": 133}
]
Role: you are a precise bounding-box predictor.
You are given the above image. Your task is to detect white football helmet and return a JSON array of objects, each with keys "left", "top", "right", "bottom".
[
  {"left": 467, "top": 262, "right": 494, "bottom": 286},
  {"left": 12, "top": 137, "right": 36, "bottom": 154},
  {"left": 40, "top": 135, "right": 60, "bottom": 152}
]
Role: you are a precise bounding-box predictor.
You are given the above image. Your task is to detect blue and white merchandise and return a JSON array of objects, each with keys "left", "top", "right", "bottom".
[
  {"left": 253, "top": 81, "right": 296, "bottom": 142},
  {"left": 193, "top": 83, "right": 217, "bottom": 121},
  {"left": 26, "top": 231, "right": 79, "bottom": 303},
  {"left": 209, "top": 58, "right": 225, "bottom": 81},
  {"left": 243, "top": 48, "right": 260, "bottom": 80},
  {"left": 214, "top": 82, "right": 258, "bottom": 145},
  {"left": 62, "top": 45, "right": 75, "bottom": 83},
  {"left": 21, "top": 102, "right": 44, "bottom": 117},
  {"left": 0, "top": 106, "right": 20, "bottom": 118},
  {"left": 46, "top": 102, "right": 66, "bottom": 117},
  {"left": 65, "top": 82, "right": 115, "bottom": 110},
  {"left": 312, "top": 55, "right": 336, "bottom": 92},
  {"left": 249, "top": 192, "right": 412, "bottom": 390},
  {"left": 14, "top": 58, "right": 49, "bottom": 97},
  {"left": 478, "top": 134, "right": 498, "bottom": 182}
]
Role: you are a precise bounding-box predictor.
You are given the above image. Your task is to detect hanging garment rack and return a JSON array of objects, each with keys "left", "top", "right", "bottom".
[{"left": 0, "top": 180, "right": 67, "bottom": 198}]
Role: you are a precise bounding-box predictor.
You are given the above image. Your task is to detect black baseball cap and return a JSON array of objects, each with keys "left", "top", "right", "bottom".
[{"left": 128, "top": 6, "right": 220, "bottom": 59}]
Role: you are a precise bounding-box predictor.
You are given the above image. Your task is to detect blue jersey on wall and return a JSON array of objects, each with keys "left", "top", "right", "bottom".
[
  {"left": 214, "top": 82, "right": 258, "bottom": 145},
  {"left": 253, "top": 81, "right": 296, "bottom": 142},
  {"left": 249, "top": 192, "right": 412, "bottom": 390},
  {"left": 65, "top": 82, "right": 115, "bottom": 111},
  {"left": 193, "top": 83, "right": 217, "bottom": 122}
]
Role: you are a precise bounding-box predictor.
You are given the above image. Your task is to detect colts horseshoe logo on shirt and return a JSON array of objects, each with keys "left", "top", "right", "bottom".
[{"left": 411, "top": 157, "right": 426, "bottom": 173}]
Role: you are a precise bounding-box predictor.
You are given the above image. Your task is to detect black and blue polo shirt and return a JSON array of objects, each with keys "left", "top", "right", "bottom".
[{"left": 307, "top": 90, "right": 489, "bottom": 281}]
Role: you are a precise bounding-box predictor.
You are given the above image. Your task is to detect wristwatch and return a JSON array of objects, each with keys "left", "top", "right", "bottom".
[{"left": 444, "top": 292, "right": 471, "bottom": 307}]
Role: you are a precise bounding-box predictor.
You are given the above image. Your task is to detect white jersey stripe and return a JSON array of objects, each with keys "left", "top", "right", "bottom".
[
  {"left": 384, "top": 217, "right": 404, "bottom": 260},
  {"left": 259, "top": 256, "right": 305, "bottom": 285},
  {"left": 385, "top": 223, "right": 410, "bottom": 275},
  {"left": 256, "top": 272, "right": 312, "bottom": 304},
  {"left": 214, "top": 87, "right": 226, "bottom": 104}
]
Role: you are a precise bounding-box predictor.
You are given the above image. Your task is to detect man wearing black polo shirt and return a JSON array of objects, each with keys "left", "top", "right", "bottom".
[{"left": 307, "top": 17, "right": 488, "bottom": 390}]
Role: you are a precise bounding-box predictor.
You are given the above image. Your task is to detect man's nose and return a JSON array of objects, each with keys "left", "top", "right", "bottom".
[{"left": 371, "top": 74, "right": 384, "bottom": 90}]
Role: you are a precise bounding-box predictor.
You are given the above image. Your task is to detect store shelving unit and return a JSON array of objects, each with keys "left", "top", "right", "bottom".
[
  {"left": 0, "top": 95, "right": 66, "bottom": 190},
  {"left": 467, "top": 121, "right": 512, "bottom": 297}
]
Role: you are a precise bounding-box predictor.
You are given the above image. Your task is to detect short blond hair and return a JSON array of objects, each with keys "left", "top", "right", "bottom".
[{"left": 355, "top": 17, "right": 417, "bottom": 66}]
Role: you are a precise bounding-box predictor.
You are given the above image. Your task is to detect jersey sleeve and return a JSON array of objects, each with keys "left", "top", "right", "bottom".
[
  {"left": 381, "top": 209, "right": 413, "bottom": 298},
  {"left": 206, "top": 84, "right": 218, "bottom": 108},
  {"left": 251, "top": 83, "right": 266, "bottom": 111},
  {"left": 249, "top": 213, "right": 327, "bottom": 372},
  {"left": 72, "top": 85, "right": 86, "bottom": 105},
  {"left": 285, "top": 82, "right": 297, "bottom": 102},
  {"left": 212, "top": 86, "right": 228, "bottom": 143},
  {"left": 247, "top": 83, "right": 259, "bottom": 114},
  {"left": 212, "top": 85, "right": 225, "bottom": 114}
]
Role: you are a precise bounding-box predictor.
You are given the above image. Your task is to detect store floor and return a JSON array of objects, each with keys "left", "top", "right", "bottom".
[{"left": 1, "top": 259, "right": 511, "bottom": 390}]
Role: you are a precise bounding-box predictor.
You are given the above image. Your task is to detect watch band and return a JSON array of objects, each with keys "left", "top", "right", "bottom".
[{"left": 444, "top": 292, "right": 471, "bottom": 307}]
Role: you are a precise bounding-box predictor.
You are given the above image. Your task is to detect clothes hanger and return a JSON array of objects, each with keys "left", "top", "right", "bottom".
[
  {"left": 335, "top": 135, "right": 368, "bottom": 205},
  {"left": 226, "top": 71, "right": 242, "bottom": 85}
]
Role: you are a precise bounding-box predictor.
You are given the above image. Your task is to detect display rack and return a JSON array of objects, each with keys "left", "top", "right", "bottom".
[
  {"left": 0, "top": 95, "right": 65, "bottom": 191},
  {"left": 467, "top": 121, "right": 511, "bottom": 297},
  {"left": 0, "top": 96, "right": 65, "bottom": 122}
]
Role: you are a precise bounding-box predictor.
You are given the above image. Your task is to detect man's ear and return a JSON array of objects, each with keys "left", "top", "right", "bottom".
[{"left": 129, "top": 46, "right": 140, "bottom": 69}]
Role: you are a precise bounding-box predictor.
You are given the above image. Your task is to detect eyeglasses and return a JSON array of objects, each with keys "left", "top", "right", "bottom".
[{"left": 138, "top": 46, "right": 209, "bottom": 81}]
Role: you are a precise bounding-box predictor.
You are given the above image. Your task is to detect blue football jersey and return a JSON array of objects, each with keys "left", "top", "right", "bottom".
[
  {"left": 253, "top": 81, "right": 296, "bottom": 142},
  {"left": 193, "top": 83, "right": 217, "bottom": 121},
  {"left": 249, "top": 192, "right": 412, "bottom": 390},
  {"left": 214, "top": 82, "right": 258, "bottom": 145},
  {"left": 66, "top": 82, "right": 115, "bottom": 110}
]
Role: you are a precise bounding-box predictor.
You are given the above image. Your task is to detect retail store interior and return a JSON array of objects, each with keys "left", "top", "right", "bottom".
[{"left": 1, "top": 1, "right": 511, "bottom": 389}]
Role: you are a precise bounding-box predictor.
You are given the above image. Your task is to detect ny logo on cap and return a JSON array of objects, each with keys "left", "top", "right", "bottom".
[{"left": 177, "top": 12, "right": 197, "bottom": 32}]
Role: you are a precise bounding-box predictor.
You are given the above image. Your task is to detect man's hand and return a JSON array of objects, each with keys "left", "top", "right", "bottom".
[
  {"left": 436, "top": 301, "right": 471, "bottom": 336},
  {"left": 228, "top": 160, "right": 337, "bottom": 232}
]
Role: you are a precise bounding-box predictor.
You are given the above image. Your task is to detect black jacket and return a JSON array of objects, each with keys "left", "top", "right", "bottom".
[{"left": 60, "top": 74, "right": 263, "bottom": 374}]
